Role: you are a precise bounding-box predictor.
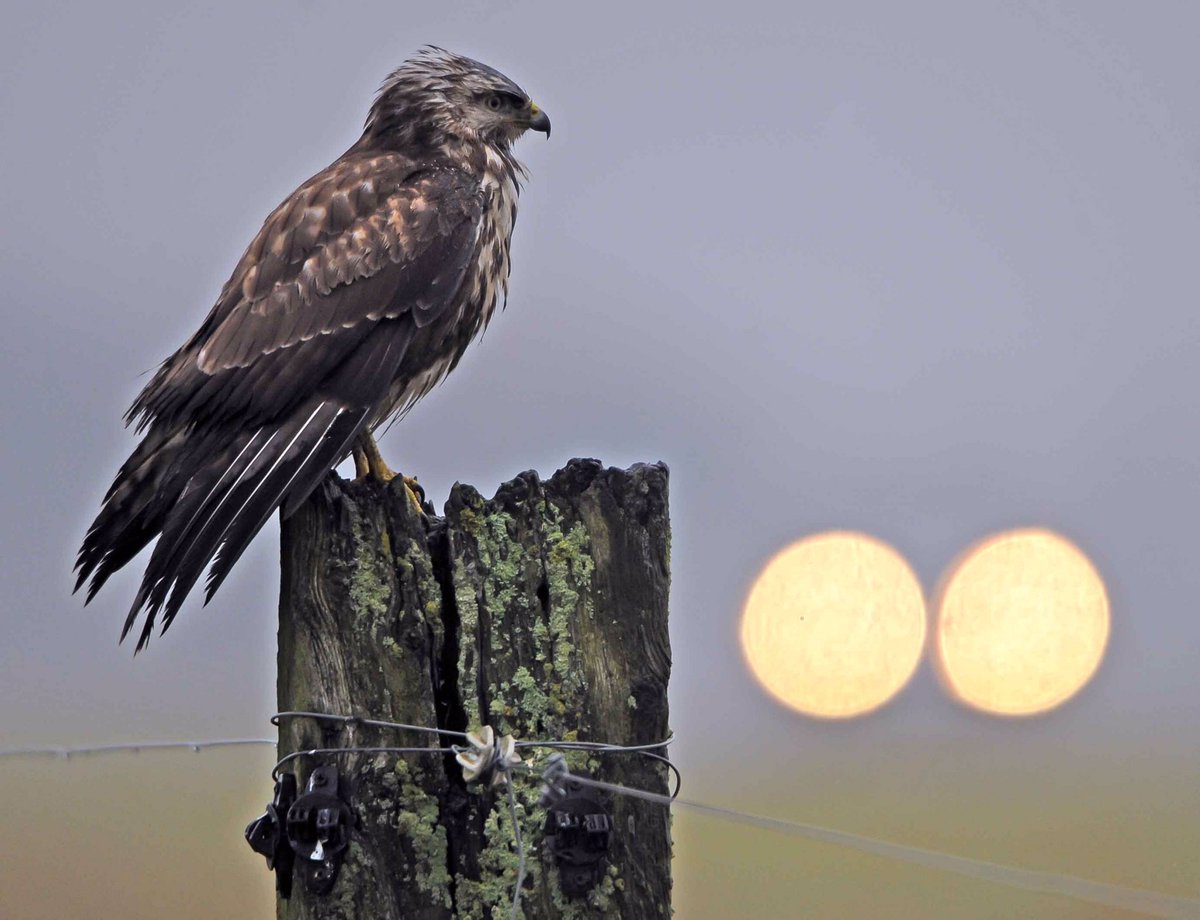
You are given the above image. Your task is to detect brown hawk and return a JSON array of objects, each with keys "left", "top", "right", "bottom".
[{"left": 75, "top": 48, "right": 550, "bottom": 650}]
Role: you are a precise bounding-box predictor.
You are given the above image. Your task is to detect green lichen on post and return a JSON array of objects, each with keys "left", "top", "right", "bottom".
[
  {"left": 346, "top": 505, "right": 395, "bottom": 641},
  {"left": 454, "top": 502, "right": 541, "bottom": 728},
  {"left": 454, "top": 553, "right": 483, "bottom": 725},
  {"left": 446, "top": 485, "right": 633, "bottom": 917},
  {"left": 370, "top": 756, "right": 452, "bottom": 908},
  {"left": 278, "top": 475, "right": 458, "bottom": 919},
  {"left": 452, "top": 757, "right": 621, "bottom": 920},
  {"left": 510, "top": 665, "right": 549, "bottom": 736},
  {"left": 326, "top": 841, "right": 372, "bottom": 920},
  {"left": 476, "top": 510, "right": 529, "bottom": 616},
  {"left": 452, "top": 780, "right": 542, "bottom": 919},
  {"left": 541, "top": 511, "right": 593, "bottom": 707},
  {"left": 280, "top": 462, "right": 671, "bottom": 918}
]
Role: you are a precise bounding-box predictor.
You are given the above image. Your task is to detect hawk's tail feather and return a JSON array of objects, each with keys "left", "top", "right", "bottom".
[
  {"left": 123, "top": 398, "right": 370, "bottom": 651},
  {"left": 120, "top": 425, "right": 274, "bottom": 645},
  {"left": 83, "top": 320, "right": 415, "bottom": 650},
  {"left": 74, "top": 425, "right": 214, "bottom": 602},
  {"left": 202, "top": 407, "right": 370, "bottom": 602},
  {"left": 159, "top": 320, "right": 416, "bottom": 629}
]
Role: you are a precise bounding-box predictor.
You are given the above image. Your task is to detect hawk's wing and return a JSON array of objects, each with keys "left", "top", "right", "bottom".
[
  {"left": 77, "top": 153, "right": 484, "bottom": 649},
  {"left": 130, "top": 154, "right": 482, "bottom": 431}
]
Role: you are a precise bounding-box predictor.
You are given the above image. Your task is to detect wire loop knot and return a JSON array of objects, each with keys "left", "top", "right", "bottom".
[{"left": 454, "top": 725, "right": 522, "bottom": 787}]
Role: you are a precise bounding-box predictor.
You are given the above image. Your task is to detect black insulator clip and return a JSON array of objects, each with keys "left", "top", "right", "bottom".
[
  {"left": 286, "top": 765, "right": 355, "bottom": 895},
  {"left": 245, "top": 772, "right": 298, "bottom": 898},
  {"left": 543, "top": 789, "right": 613, "bottom": 897}
]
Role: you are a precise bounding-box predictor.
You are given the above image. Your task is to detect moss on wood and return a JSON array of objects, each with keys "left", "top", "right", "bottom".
[{"left": 278, "top": 460, "right": 672, "bottom": 918}]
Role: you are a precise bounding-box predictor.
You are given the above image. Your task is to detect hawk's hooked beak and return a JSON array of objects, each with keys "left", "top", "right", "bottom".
[{"left": 528, "top": 102, "right": 551, "bottom": 137}]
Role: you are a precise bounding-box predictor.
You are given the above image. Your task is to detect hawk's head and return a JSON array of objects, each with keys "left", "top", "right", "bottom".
[{"left": 365, "top": 47, "right": 550, "bottom": 151}]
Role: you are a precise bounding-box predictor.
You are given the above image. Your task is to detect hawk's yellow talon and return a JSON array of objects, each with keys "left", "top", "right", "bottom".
[
  {"left": 353, "top": 434, "right": 425, "bottom": 514},
  {"left": 354, "top": 433, "right": 397, "bottom": 483},
  {"left": 401, "top": 475, "right": 426, "bottom": 515}
]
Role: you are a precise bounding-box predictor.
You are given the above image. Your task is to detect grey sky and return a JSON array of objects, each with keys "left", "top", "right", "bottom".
[{"left": 2, "top": 2, "right": 1198, "bottom": 916}]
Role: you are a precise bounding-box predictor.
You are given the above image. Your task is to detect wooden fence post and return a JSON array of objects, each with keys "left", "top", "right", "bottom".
[{"left": 275, "top": 459, "right": 672, "bottom": 918}]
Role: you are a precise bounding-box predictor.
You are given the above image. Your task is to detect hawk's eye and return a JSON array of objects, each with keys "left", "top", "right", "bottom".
[{"left": 486, "top": 95, "right": 503, "bottom": 111}]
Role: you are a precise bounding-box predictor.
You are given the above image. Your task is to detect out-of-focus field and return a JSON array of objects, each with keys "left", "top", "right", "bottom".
[
  {"left": 0, "top": 749, "right": 276, "bottom": 919},
  {"left": 1, "top": 744, "right": 1196, "bottom": 919}
]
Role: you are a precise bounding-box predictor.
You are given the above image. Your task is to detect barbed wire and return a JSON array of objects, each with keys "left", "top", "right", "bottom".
[{"left": 4, "top": 723, "right": 1198, "bottom": 919}]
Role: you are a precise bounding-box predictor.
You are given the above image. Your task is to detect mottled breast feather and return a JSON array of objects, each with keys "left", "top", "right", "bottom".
[{"left": 378, "top": 143, "right": 522, "bottom": 423}]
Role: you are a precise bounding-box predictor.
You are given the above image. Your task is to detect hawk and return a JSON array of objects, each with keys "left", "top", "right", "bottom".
[{"left": 75, "top": 48, "right": 550, "bottom": 650}]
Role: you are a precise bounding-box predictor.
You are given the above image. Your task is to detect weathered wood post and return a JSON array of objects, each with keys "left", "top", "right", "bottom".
[{"left": 276, "top": 459, "right": 672, "bottom": 918}]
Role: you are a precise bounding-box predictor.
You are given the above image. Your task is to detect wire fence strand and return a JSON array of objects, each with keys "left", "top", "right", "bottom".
[
  {"left": 4, "top": 727, "right": 1198, "bottom": 919},
  {"left": 516, "top": 766, "right": 1200, "bottom": 920},
  {"left": 0, "top": 739, "right": 275, "bottom": 759}
]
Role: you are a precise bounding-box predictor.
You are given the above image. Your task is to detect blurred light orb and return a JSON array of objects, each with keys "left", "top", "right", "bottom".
[
  {"left": 935, "top": 529, "right": 1109, "bottom": 716},
  {"left": 739, "top": 532, "right": 926, "bottom": 719}
]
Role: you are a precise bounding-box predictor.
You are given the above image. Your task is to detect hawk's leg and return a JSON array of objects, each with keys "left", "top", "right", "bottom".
[{"left": 352, "top": 432, "right": 425, "bottom": 514}]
